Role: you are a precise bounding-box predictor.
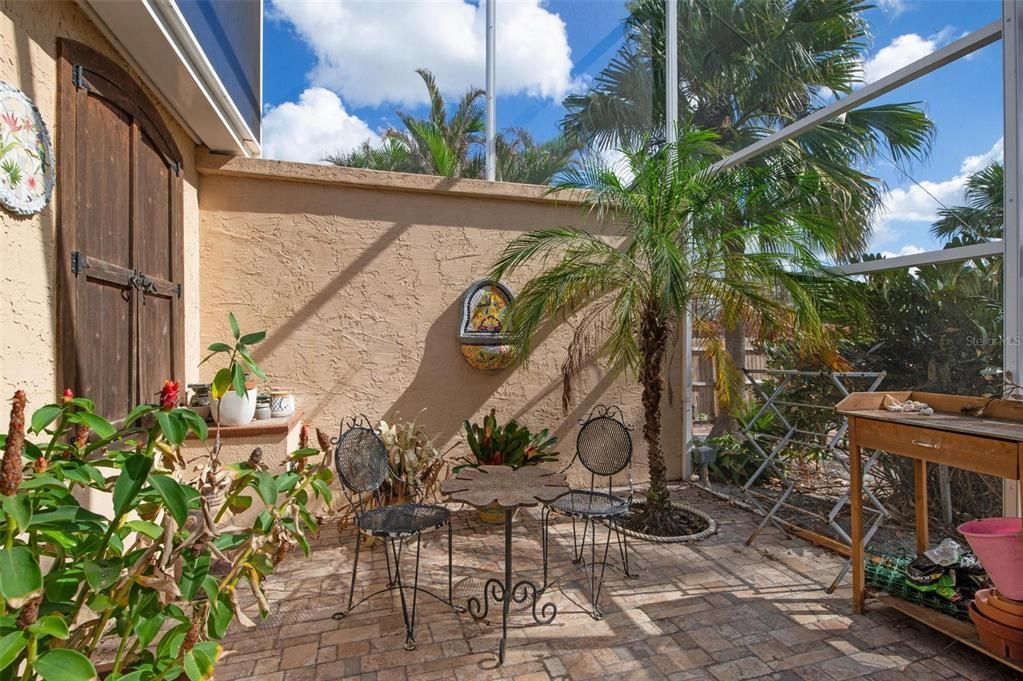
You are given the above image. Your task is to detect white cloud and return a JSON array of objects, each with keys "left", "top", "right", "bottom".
[
  {"left": 269, "top": 0, "right": 580, "bottom": 108},
  {"left": 861, "top": 28, "right": 955, "bottom": 84},
  {"left": 872, "top": 137, "right": 1003, "bottom": 250},
  {"left": 597, "top": 146, "right": 633, "bottom": 183},
  {"left": 961, "top": 137, "right": 1004, "bottom": 175},
  {"left": 877, "top": 0, "right": 906, "bottom": 17},
  {"left": 880, "top": 244, "right": 925, "bottom": 259},
  {"left": 262, "top": 87, "right": 380, "bottom": 163}
]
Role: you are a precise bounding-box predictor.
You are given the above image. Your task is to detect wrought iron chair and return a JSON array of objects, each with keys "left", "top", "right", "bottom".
[
  {"left": 331, "top": 417, "right": 456, "bottom": 650},
  {"left": 541, "top": 405, "right": 635, "bottom": 619}
]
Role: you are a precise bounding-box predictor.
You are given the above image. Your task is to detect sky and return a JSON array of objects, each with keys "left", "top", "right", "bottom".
[{"left": 260, "top": 0, "right": 1005, "bottom": 258}]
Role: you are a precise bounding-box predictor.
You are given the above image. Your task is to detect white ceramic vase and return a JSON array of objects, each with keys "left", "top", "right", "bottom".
[{"left": 210, "top": 388, "right": 258, "bottom": 426}]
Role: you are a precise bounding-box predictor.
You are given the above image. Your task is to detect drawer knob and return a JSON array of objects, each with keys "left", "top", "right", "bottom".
[{"left": 911, "top": 439, "right": 940, "bottom": 449}]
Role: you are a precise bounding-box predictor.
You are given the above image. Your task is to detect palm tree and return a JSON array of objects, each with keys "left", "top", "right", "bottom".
[
  {"left": 330, "top": 68, "right": 484, "bottom": 177},
  {"left": 389, "top": 69, "right": 484, "bottom": 177},
  {"left": 562, "top": 0, "right": 934, "bottom": 434},
  {"left": 931, "top": 162, "right": 1003, "bottom": 244},
  {"left": 490, "top": 128, "right": 855, "bottom": 534},
  {"left": 493, "top": 128, "right": 580, "bottom": 184},
  {"left": 325, "top": 139, "right": 419, "bottom": 174}
]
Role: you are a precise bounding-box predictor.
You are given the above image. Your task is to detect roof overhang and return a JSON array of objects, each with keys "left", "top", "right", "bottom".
[{"left": 78, "top": 0, "right": 261, "bottom": 157}]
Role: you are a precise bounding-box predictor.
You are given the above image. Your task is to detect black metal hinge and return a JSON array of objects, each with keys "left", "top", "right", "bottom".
[
  {"left": 175, "top": 283, "right": 182, "bottom": 299},
  {"left": 172, "top": 161, "right": 181, "bottom": 177},
  {"left": 70, "top": 250, "right": 85, "bottom": 276},
  {"left": 71, "top": 65, "right": 91, "bottom": 91}
]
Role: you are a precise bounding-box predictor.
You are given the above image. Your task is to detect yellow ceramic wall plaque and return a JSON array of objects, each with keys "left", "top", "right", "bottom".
[{"left": 458, "top": 280, "right": 517, "bottom": 371}]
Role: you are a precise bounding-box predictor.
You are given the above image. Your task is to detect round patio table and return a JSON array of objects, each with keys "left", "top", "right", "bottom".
[{"left": 441, "top": 465, "right": 569, "bottom": 664}]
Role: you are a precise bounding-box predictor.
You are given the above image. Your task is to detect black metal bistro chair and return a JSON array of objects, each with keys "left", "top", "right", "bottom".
[
  {"left": 331, "top": 417, "right": 457, "bottom": 650},
  {"left": 541, "top": 405, "right": 634, "bottom": 619}
]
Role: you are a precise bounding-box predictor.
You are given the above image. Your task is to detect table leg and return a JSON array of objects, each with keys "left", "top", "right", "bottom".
[
  {"left": 850, "top": 434, "right": 865, "bottom": 615},
  {"left": 500, "top": 509, "right": 512, "bottom": 664},
  {"left": 914, "top": 460, "right": 929, "bottom": 554},
  {"left": 466, "top": 506, "right": 558, "bottom": 666}
]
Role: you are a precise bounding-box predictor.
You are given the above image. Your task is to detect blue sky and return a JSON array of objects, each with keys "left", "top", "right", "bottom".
[{"left": 261, "top": 0, "right": 1005, "bottom": 257}]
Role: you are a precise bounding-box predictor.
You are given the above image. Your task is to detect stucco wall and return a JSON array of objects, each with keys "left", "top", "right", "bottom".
[
  {"left": 0, "top": 0, "right": 201, "bottom": 413},
  {"left": 197, "top": 155, "right": 685, "bottom": 487}
]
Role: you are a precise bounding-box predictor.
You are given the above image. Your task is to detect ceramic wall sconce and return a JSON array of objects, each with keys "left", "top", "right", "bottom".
[{"left": 458, "top": 279, "right": 517, "bottom": 371}]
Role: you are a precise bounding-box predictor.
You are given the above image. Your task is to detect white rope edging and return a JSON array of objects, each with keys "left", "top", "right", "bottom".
[{"left": 605, "top": 501, "right": 717, "bottom": 544}]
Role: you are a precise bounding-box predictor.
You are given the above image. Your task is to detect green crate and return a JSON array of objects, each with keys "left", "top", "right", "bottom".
[{"left": 865, "top": 553, "right": 970, "bottom": 620}]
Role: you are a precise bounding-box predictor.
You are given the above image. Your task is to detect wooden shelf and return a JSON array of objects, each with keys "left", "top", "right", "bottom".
[
  {"left": 186, "top": 410, "right": 303, "bottom": 440},
  {"left": 871, "top": 592, "right": 1023, "bottom": 673}
]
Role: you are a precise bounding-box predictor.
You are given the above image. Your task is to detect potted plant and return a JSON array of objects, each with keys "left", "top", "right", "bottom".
[
  {"left": 457, "top": 409, "right": 559, "bottom": 523},
  {"left": 202, "top": 313, "right": 267, "bottom": 426}
]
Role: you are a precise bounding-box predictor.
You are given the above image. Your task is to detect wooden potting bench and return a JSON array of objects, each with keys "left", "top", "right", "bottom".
[{"left": 837, "top": 391, "right": 1023, "bottom": 673}]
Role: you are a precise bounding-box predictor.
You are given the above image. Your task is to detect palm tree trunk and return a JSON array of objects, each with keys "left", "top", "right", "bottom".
[
  {"left": 637, "top": 305, "right": 672, "bottom": 532},
  {"left": 710, "top": 322, "right": 745, "bottom": 438},
  {"left": 710, "top": 237, "right": 746, "bottom": 438}
]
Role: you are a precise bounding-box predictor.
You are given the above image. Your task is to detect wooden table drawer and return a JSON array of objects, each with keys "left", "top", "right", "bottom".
[{"left": 853, "top": 417, "right": 1020, "bottom": 478}]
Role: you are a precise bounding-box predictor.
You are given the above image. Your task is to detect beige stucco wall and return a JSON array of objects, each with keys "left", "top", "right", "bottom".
[
  {"left": 0, "top": 0, "right": 202, "bottom": 414},
  {"left": 197, "top": 154, "right": 685, "bottom": 487}
]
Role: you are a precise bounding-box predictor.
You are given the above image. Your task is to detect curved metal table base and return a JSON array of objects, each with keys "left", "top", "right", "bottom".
[{"left": 467, "top": 509, "right": 558, "bottom": 664}]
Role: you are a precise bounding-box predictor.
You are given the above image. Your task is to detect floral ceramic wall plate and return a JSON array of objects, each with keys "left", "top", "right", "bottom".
[{"left": 0, "top": 82, "right": 55, "bottom": 215}]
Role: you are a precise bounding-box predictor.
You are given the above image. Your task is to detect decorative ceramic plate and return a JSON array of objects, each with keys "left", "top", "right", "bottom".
[{"left": 0, "top": 82, "right": 54, "bottom": 215}]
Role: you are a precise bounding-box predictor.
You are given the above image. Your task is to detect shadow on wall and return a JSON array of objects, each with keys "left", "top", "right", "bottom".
[
  {"left": 383, "top": 299, "right": 507, "bottom": 446},
  {"left": 251, "top": 221, "right": 411, "bottom": 364},
  {"left": 383, "top": 298, "right": 632, "bottom": 467}
]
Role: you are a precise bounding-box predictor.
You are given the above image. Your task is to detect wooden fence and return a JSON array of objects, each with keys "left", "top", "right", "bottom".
[{"left": 691, "top": 338, "right": 766, "bottom": 422}]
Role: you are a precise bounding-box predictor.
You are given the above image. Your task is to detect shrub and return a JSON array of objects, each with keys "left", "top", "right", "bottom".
[{"left": 0, "top": 386, "right": 333, "bottom": 680}]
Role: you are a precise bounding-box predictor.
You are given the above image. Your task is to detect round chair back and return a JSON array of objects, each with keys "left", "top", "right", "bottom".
[
  {"left": 576, "top": 410, "right": 632, "bottom": 477},
  {"left": 334, "top": 425, "right": 389, "bottom": 493}
]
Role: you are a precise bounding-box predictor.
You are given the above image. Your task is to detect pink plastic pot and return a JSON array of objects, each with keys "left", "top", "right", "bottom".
[{"left": 959, "top": 518, "right": 1023, "bottom": 601}]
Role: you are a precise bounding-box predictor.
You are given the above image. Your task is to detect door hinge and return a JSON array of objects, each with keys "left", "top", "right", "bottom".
[
  {"left": 175, "top": 283, "right": 182, "bottom": 299},
  {"left": 172, "top": 161, "right": 181, "bottom": 177},
  {"left": 71, "top": 65, "right": 91, "bottom": 91},
  {"left": 70, "top": 250, "right": 85, "bottom": 276}
]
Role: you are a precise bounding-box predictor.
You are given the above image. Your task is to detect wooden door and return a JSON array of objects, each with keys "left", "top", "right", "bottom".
[{"left": 58, "top": 40, "right": 184, "bottom": 418}]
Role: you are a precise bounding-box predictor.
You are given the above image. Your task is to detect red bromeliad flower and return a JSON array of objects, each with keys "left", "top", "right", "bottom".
[
  {"left": 61, "top": 388, "right": 73, "bottom": 404},
  {"left": 159, "top": 380, "right": 181, "bottom": 410}
]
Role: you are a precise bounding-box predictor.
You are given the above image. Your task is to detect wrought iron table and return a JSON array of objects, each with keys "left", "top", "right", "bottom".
[{"left": 441, "top": 465, "right": 569, "bottom": 664}]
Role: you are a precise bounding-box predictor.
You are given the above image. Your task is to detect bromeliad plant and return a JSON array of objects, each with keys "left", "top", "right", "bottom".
[
  {"left": 456, "top": 409, "right": 559, "bottom": 471},
  {"left": 0, "top": 386, "right": 333, "bottom": 681}
]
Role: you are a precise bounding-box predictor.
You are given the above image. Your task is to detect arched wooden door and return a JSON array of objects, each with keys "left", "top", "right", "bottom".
[{"left": 58, "top": 40, "right": 185, "bottom": 418}]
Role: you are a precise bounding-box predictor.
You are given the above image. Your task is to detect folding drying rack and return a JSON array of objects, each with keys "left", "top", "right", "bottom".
[{"left": 739, "top": 368, "right": 887, "bottom": 592}]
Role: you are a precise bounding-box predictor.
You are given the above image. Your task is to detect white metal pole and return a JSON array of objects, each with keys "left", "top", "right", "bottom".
[
  {"left": 712, "top": 21, "right": 1000, "bottom": 174},
  {"left": 665, "top": 0, "right": 691, "bottom": 479},
  {"left": 485, "top": 0, "right": 497, "bottom": 181},
  {"left": 665, "top": 0, "right": 678, "bottom": 145},
  {"left": 1002, "top": 0, "right": 1022, "bottom": 517}
]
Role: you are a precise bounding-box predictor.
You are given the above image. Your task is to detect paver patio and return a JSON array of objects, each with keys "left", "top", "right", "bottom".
[{"left": 216, "top": 485, "right": 1018, "bottom": 681}]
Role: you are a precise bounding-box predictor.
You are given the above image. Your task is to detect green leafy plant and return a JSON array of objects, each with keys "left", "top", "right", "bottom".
[
  {"left": 0, "top": 384, "right": 333, "bottom": 681},
  {"left": 200, "top": 313, "right": 266, "bottom": 400},
  {"left": 457, "top": 409, "right": 558, "bottom": 471}
]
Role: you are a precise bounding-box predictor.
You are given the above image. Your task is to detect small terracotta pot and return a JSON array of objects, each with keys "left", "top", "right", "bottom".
[
  {"left": 976, "top": 589, "right": 1023, "bottom": 630},
  {"left": 478, "top": 504, "right": 518, "bottom": 524},
  {"left": 969, "top": 601, "right": 1023, "bottom": 660},
  {"left": 989, "top": 589, "right": 1023, "bottom": 618}
]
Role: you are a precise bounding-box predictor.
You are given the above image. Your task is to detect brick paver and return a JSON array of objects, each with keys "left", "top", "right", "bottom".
[{"left": 219, "top": 485, "right": 1019, "bottom": 680}]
